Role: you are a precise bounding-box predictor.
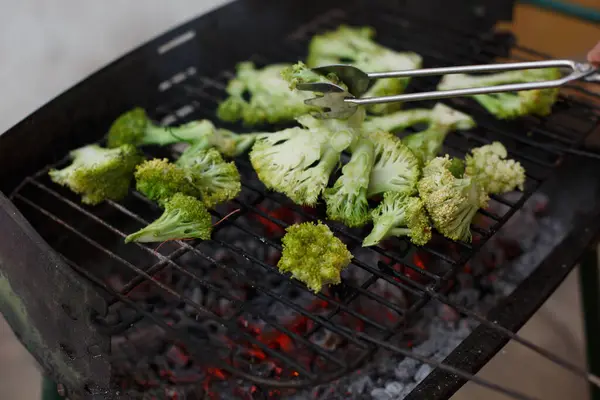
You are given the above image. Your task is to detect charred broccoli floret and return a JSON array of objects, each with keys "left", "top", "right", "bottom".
[
  {"left": 134, "top": 159, "right": 195, "bottom": 206},
  {"left": 465, "top": 142, "right": 525, "bottom": 194},
  {"left": 277, "top": 221, "right": 353, "bottom": 293},
  {"left": 217, "top": 62, "right": 321, "bottom": 126},
  {"left": 366, "top": 130, "right": 421, "bottom": 198},
  {"left": 323, "top": 136, "right": 374, "bottom": 227},
  {"left": 49, "top": 144, "right": 143, "bottom": 205},
  {"left": 437, "top": 68, "right": 561, "bottom": 119},
  {"left": 401, "top": 104, "right": 476, "bottom": 166},
  {"left": 306, "top": 25, "right": 422, "bottom": 114},
  {"left": 363, "top": 192, "right": 432, "bottom": 247},
  {"left": 125, "top": 193, "right": 212, "bottom": 243},
  {"left": 363, "top": 108, "right": 432, "bottom": 133},
  {"left": 418, "top": 155, "right": 489, "bottom": 242},
  {"left": 249, "top": 110, "right": 363, "bottom": 206},
  {"left": 176, "top": 145, "right": 241, "bottom": 208}
]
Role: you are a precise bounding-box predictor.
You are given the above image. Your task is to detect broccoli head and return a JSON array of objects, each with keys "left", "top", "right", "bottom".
[
  {"left": 134, "top": 159, "right": 196, "bottom": 205},
  {"left": 249, "top": 111, "right": 362, "bottom": 206},
  {"left": 107, "top": 108, "right": 215, "bottom": 148},
  {"left": 176, "top": 145, "right": 241, "bottom": 208},
  {"left": 323, "top": 136, "right": 374, "bottom": 228},
  {"left": 277, "top": 221, "right": 353, "bottom": 293},
  {"left": 418, "top": 155, "right": 489, "bottom": 242},
  {"left": 437, "top": 68, "right": 562, "bottom": 119},
  {"left": 281, "top": 61, "right": 345, "bottom": 90},
  {"left": 49, "top": 144, "right": 143, "bottom": 205},
  {"left": 216, "top": 62, "right": 319, "bottom": 126},
  {"left": 366, "top": 130, "right": 421, "bottom": 198},
  {"left": 306, "top": 25, "right": 422, "bottom": 114},
  {"left": 125, "top": 193, "right": 212, "bottom": 243},
  {"left": 465, "top": 142, "right": 526, "bottom": 194},
  {"left": 401, "top": 104, "right": 476, "bottom": 166},
  {"left": 363, "top": 192, "right": 432, "bottom": 247}
]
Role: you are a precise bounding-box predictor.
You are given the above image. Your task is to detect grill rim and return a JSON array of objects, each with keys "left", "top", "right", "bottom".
[{"left": 1, "top": 0, "right": 600, "bottom": 398}]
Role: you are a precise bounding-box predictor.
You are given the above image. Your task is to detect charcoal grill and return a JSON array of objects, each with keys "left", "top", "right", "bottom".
[{"left": 2, "top": 1, "right": 600, "bottom": 399}]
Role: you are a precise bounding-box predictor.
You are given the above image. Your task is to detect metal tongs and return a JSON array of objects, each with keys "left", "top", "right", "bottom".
[{"left": 296, "top": 60, "right": 600, "bottom": 119}]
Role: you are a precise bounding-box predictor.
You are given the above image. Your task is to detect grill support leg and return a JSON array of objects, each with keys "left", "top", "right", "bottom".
[{"left": 579, "top": 244, "right": 600, "bottom": 400}]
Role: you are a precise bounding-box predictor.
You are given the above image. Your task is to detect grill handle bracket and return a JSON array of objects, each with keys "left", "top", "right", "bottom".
[{"left": 0, "top": 192, "right": 112, "bottom": 399}]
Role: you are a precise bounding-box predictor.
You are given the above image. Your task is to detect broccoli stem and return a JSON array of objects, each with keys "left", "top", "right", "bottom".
[
  {"left": 364, "top": 108, "right": 431, "bottom": 133},
  {"left": 144, "top": 120, "right": 214, "bottom": 146},
  {"left": 363, "top": 215, "right": 398, "bottom": 246},
  {"left": 401, "top": 126, "right": 448, "bottom": 166},
  {"left": 125, "top": 211, "right": 203, "bottom": 243}
]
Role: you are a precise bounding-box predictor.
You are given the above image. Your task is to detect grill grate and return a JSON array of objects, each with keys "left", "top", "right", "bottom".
[{"left": 7, "top": 4, "right": 600, "bottom": 399}]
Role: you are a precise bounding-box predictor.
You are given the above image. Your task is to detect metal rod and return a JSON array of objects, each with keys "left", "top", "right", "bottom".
[
  {"left": 348, "top": 74, "right": 584, "bottom": 105},
  {"left": 367, "top": 59, "right": 577, "bottom": 79}
]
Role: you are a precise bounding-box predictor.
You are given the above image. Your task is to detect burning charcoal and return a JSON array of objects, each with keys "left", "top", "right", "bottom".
[
  {"left": 414, "top": 364, "right": 432, "bottom": 383},
  {"left": 309, "top": 329, "right": 343, "bottom": 351},
  {"left": 384, "top": 381, "right": 404, "bottom": 396},
  {"left": 394, "top": 358, "right": 419, "bottom": 381},
  {"left": 347, "top": 375, "right": 373, "bottom": 395},
  {"left": 165, "top": 345, "right": 189, "bottom": 368},
  {"left": 371, "top": 388, "right": 394, "bottom": 400}
]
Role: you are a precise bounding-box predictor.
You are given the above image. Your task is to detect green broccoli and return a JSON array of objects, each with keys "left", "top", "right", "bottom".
[
  {"left": 107, "top": 108, "right": 255, "bottom": 157},
  {"left": 323, "top": 135, "right": 374, "bottom": 227},
  {"left": 176, "top": 145, "right": 241, "bottom": 208},
  {"left": 363, "top": 192, "right": 432, "bottom": 247},
  {"left": 277, "top": 221, "right": 353, "bottom": 293},
  {"left": 437, "top": 68, "right": 562, "bottom": 119},
  {"left": 216, "top": 62, "right": 320, "bottom": 126},
  {"left": 401, "top": 103, "right": 476, "bottom": 166},
  {"left": 363, "top": 108, "right": 432, "bottom": 133},
  {"left": 281, "top": 61, "right": 346, "bottom": 90},
  {"left": 249, "top": 110, "right": 363, "bottom": 206},
  {"left": 418, "top": 155, "right": 489, "bottom": 242},
  {"left": 366, "top": 130, "right": 421, "bottom": 198},
  {"left": 125, "top": 193, "right": 212, "bottom": 243},
  {"left": 306, "top": 25, "right": 422, "bottom": 114},
  {"left": 134, "top": 158, "right": 196, "bottom": 206},
  {"left": 49, "top": 144, "right": 143, "bottom": 205},
  {"left": 465, "top": 142, "right": 526, "bottom": 194}
]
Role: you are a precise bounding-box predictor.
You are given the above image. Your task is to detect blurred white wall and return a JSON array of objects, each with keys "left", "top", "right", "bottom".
[{"left": 0, "top": 0, "right": 231, "bottom": 134}]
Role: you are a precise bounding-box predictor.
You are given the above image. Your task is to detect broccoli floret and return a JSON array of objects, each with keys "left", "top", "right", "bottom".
[
  {"left": 437, "top": 68, "right": 561, "bottom": 119},
  {"left": 107, "top": 108, "right": 215, "bottom": 148},
  {"left": 418, "top": 156, "right": 489, "bottom": 242},
  {"left": 363, "top": 192, "right": 432, "bottom": 247},
  {"left": 323, "top": 136, "right": 375, "bottom": 227},
  {"left": 49, "top": 144, "right": 143, "bottom": 205},
  {"left": 366, "top": 130, "right": 421, "bottom": 198},
  {"left": 107, "top": 108, "right": 255, "bottom": 157},
  {"left": 217, "top": 62, "right": 320, "bottom": 126},
  {"left": 125, "top": 193, "right": 212, "bottom": 243},
  {"left": 401, "top": 104, "right": 476, "bottom": 165},
  {"left": 306, "top": 25, "right": 422, "bottom": 114},
  {"left": 281, "top": 61, "right": 346, "bottom": 90},
  {"left": 134, "top": 159, "right": 196, "bottom": 205},
  {"left": 176, "top": 145, "right": 241, "bottom": 208},
  {"left": 465, "top": 142, "right": 526, "bottom": 194},
  {"left": 277, "top": 221, "right": 353, "bottom": 293},
  {"left": 249, "top": 111, "right": 362, "bottom": 206}
]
